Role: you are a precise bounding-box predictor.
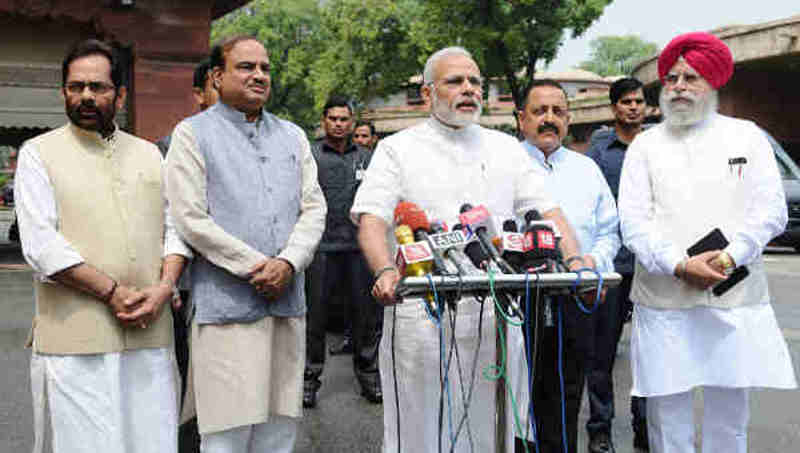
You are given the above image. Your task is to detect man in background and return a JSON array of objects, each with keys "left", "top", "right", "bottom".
[
  {"left": 514, "top": 79, "right": 620, "bottom": 453},
  {"left": 585, "top": 77, "right": 649, "bottom": 453},
  {"left": 353, "top": 120, "right": 378, "bottom": 150},
  {"left": 304, "top": 96, "right": 381, "bottom": 408}
]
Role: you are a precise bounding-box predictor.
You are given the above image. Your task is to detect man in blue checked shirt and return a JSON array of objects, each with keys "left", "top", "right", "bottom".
[{"left": 511, "top": 79, "right": 620, "bottom": 453}]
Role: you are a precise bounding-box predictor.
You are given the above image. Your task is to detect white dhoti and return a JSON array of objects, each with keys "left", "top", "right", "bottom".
[
  {"left": 379, "top": 297, "right": 523, "bottom": 453},
  {"left": 630, "top": 303, "right": 796, "bottom": 396},
  {"left": 190, "top": 316, "right": 304, "bottom": 451},
  {"left": 30, "top": 347, "right": 178, "bottom": 453},
  {"left": 631, "top": 302, "right": 796, "bottom": 452}
]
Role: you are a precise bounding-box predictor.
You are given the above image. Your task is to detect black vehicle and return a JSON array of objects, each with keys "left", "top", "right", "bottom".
[
  {"left": 768, "top": 135, "right": 800, "bottom": 252},
  {"left": 1, "top": 179, "right": 12, "bottom": 206}
]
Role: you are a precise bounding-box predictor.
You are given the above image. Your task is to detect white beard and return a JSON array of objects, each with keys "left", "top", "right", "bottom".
[
  {"left": 432, "top": 93, "right": 482, "bottom": 128},
  {"left": 660, "top": 88, "right": 718, "bottom": 129}
]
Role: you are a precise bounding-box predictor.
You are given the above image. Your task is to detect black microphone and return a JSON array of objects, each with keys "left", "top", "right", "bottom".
[
  {"left": 499, "top": 219, "right": 525, "bottom": 272},
  {"left": 458, "top": 203, "right": 516, "bottom": 274},
  {"left": 522, "top": 209, "right": 560, "bottom": 272}
]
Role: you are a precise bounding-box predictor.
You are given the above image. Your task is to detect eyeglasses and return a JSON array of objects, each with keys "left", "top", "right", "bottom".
[
  {"left": 663, "top": 72, "right": 703, "bottom": 88},
  {"left": 64, "top": 81, "right": 115, "bottom": 95}
]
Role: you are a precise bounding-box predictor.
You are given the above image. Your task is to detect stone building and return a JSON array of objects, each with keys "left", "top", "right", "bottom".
[{"left": 0, "top": 0, "right": 249, "bottom": 149}]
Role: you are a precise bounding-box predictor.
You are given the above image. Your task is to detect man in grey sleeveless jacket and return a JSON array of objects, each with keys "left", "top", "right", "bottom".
[{"left": 166, "top": 35, "right": 326, "bottom": 453}]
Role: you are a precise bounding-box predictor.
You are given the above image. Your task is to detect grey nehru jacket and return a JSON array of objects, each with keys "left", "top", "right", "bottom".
[{"left": 166, "top": 102, "right": 326, "bottom": 324}]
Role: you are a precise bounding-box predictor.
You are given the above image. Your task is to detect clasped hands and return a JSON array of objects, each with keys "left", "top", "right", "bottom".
[
  {"left": 248, "top": 257, "right": 294, "bottom": 301},
  {"left": 112, "top": 281, "right": 177, "bottom": 329}
]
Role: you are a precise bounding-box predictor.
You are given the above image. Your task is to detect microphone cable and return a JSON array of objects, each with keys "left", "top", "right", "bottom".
[
  {"left": 481, "top": 267, "right": 533, "bottom": 451},
  {"left": 391, "top": 303, "right": 401, "bottom": 453},
  {"left": 523, "top": 271, "right": 542, "bottom": 453}
]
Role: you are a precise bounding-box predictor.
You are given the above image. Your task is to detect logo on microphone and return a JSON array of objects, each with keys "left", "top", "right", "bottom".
[{"left": 538, "top": 230, "right": 555, "bottom": 249}]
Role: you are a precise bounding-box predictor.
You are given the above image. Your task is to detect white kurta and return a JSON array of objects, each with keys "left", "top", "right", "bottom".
[
  {"left": 351, "top": 118, "right": 557, "bottom": 453},
  {"left": 618, "top": 113, "right": 797, "bottom": 396}
]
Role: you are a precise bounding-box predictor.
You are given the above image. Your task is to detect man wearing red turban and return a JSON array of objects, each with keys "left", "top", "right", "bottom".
[{"left": 617, "top": 32, "right": 797, "bottom": 453}]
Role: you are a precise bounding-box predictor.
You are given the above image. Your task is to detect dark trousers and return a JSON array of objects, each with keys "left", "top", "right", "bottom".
[
  {"left": 173, "top": 291, "right": 200, "bottom": 453},
  {"left": 585, "top": 274, "right": 647, "bottom": 440},
  {"left": 305, "top": 250, "right": 381, "bottom": 390},
  {"left": 518, "top": 296, "right": 593, "bottom": 453}
]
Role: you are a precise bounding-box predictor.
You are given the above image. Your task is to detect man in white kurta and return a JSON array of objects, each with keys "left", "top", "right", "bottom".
[
  {"left": 618, "top": 32, "right": 797, "bottom": 453},
  {"left": 15, "top": 39, "right": 190, "bottom": 453},
  {"left": 351, "top": 46, "right": 585, "bottom": 453}
]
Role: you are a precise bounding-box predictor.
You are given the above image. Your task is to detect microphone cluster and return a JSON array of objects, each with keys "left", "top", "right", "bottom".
[{"left": 392, "top": 201, "right": 564, "bottom": 319}]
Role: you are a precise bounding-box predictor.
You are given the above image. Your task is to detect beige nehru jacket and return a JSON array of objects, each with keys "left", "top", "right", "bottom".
[{"left": 30, "top": 124, "right": 173, "bottom": 354}]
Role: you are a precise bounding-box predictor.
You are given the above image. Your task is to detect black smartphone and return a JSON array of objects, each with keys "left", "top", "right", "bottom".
[{"left": 686, "top": 228, "right": 749, "bottom": 297}]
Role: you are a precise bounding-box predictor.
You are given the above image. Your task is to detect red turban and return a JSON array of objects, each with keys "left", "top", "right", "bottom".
[{"left": 658, "top": 32, "right": 733, "bottom": 89}]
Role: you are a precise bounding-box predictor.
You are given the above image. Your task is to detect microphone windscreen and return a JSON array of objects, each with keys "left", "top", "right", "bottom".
[
  {"left": 502, "top": 219, "right": 518, "bottom": 232},
  {"left": 524, "top": 209, "right": 542, "bottom": 224},
  {"left": 459, "top": 203, "right": 473, "bottom": 214},
  {"left": 394, "top": 201, "right": 430, "bottom": 232}
]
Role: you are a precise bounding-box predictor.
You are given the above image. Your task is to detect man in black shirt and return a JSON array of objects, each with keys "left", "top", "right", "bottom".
[{"left": 304, "top": 96, "right": 381, "bottom": 408}]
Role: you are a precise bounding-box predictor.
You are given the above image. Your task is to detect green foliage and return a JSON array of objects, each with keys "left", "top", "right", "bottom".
[
  {"left": 212, "top": 0, "right": 422, "bottom": 133},
  {"left": 411, "top": 0, "right": 613, "bottom": 113},
  {"left": 578, "top": 35, "right": 658, "bottom": 76},
  {"left": 310, "top": 0, "right": 423, "bottom": 112},
  {"left": 212, "top": 0, "right": 613, "bottom": 133}
]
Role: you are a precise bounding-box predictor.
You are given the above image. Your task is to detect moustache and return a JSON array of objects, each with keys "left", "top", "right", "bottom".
[{"left": 537, "top": 123, "right": 559, "bottom": 134}]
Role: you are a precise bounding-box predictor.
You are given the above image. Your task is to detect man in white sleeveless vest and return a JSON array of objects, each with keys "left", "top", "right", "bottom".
[
  {"left": 618, "top": 32, "right": 797, "bottom": 453},
  {"left": 165, "top": 35, "right": 326, "bottom": 453},
  {"left": 15, "top": 39, "right": 191, "bottom": 453}
]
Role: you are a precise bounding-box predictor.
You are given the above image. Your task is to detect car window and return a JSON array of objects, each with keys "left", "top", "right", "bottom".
[{"left": 775, "top": 153, "right": 798, "bottom": 180}]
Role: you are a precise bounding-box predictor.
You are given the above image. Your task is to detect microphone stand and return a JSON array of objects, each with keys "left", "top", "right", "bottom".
[{"left": 396, "top": 271, "right": 621, "bottom": 453}]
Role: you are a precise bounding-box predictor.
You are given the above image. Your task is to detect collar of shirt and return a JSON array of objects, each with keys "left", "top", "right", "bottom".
[
  {"left": 319, "top": 138, "right": 359, "bottom": 155},
  {"left": 68, "top": 122, "right": 118, "bottom": 155},
  {"left": 520, "top": 140, "right": 566, "bottom": 171},
  {"left": 426, "top": 116, "right": 479, "bottom": 142},
  {"left": 214, "top": 101, "right": 264, "bottom": 127}
]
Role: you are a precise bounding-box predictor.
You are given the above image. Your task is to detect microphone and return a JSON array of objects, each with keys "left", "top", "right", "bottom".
[
  {"left": 521, "top": 210, "right": 560, "bottom": 326},
  {"left": 395, "top": 202, "right": 449, "bottom": 275},
  {"left": 394, "top": 224, "right": 439, "bottom": 315},
  {"left": 522, "top": 209, "right": 560, "bottom": 272},
  {"left": 455, "top": 224, "right": 522, "bottom": 318},
  {"left": 458, "top": 203, "right": 516, "bottom": 274},
  {"left": 498, "top": 219, "right": 525, "bottom": 272},
  {"left": 428, "top": 223, "right": 481, "bottom": 276}
]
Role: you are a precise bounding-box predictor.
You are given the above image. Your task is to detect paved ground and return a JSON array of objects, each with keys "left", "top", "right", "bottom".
[{"left": 2, "top": 246, "right": 799, "bottom": 452}]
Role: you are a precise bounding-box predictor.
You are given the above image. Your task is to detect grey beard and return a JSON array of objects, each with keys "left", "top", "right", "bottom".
[
  {"left": 432, "top": 96, "right": 481, "bottom": 128},
  {"left": 660, "top": 90, "right": 718, "bottom": 129}
]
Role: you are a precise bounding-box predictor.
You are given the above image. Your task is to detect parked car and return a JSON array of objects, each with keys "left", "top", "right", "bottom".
[
  {"left": 767, "top": 134, "right": 800, "bottom": 251},
  {"left": 1, "top": 179, "right": 12, "bottom": 206}
]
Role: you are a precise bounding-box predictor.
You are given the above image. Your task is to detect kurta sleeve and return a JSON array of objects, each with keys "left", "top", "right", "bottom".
[
  {"left": 276, "top": 129, "right": 327, "bottom": 272},
  {"left": 165, "top": 121, "right": 267, "bottom": 278},
  {"left": 14, "top": 141, "right": 84, "bottom": 278},
  {"left": 160, "top": 155, "right": 193, "bottom": 259},
  {"left": 724, "top": 128, "right": 787, "bottom": 266},
  {"left": 618, "top": 140, "right": 684, "bottom": 275}
]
